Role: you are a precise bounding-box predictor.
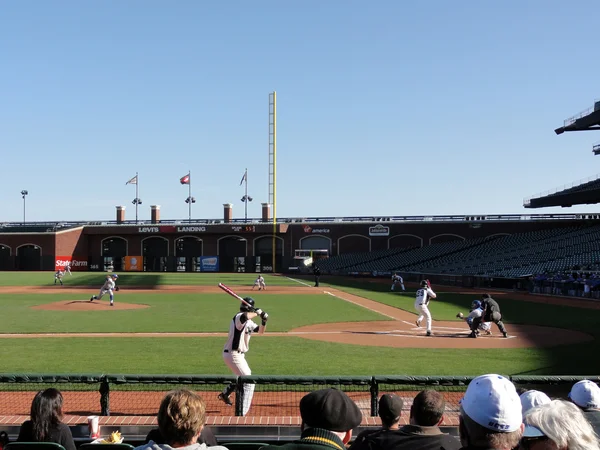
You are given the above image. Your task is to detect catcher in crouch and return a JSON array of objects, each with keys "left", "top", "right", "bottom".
[
  {"left": 456, "top": 300, "right": 492, "bottom": 335},
  {"left": 218, "top": 296, "right": 269, "bottom": 416}
]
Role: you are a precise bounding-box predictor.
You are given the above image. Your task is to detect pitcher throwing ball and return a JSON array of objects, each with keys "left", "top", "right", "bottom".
[
  {"left": 90, "top": 274, "right": 119, "bottom": 307},
  {"left": 414, "top": 280, "right": 436, "bottom": 336},
  {"left": 218, "top": 296, "right": 269, "bottom": 416}
]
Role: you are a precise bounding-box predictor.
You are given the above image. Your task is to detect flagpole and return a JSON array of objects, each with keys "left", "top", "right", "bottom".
[
  {"left": 244, "top": 168, "right": 248, "bottom": 222},
  {"left": 188, "top": 170, "right": 192, "bottom": 223},
  {"left": 135, "top": 171, "right": 139, "bottom": 223}
]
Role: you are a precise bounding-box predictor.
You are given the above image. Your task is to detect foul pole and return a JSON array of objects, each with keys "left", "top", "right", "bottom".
[{"left": 269, "top": 92, "right": 277, "bottom": 272}]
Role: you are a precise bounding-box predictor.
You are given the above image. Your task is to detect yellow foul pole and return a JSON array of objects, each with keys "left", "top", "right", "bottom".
[{"left": 271, "top": 91, "right": 277, "bottom": 272}]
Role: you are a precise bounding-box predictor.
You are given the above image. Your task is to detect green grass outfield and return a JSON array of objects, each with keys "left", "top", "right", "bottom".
[{"left": 0, "top": 272, "right": 598, "bottom": 376}]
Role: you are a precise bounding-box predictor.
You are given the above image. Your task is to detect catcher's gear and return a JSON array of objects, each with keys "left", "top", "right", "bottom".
[
  {"left": 471, "top": 300, "right": 481, "bottom": 310},
  {"left": 240, "top": 297, "right": 256, "bottom": 312},
  {"left": 420, "top": 280, "right": 429, "bottom": 288},
  {"left": 114, "top": 286, "right": 120, "bottom": 291},
  {"left": 456, "top": 312, "right": 464, "bottom": 319}
]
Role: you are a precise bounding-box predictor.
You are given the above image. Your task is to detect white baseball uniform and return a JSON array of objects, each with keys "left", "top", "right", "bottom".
[
  {"left": 64, "top": 262, "right": 72, "bottom": 275},
  {"left": 415, "top": 287, "right": 436, "bottom": 334},
  {"left": 221, "top": 312, "right": 261, "bottom": 415},
  {"left": 466, "top": 308, "right": 492, "bottom": 334},
  {"left": 54, "top": 270, "right": 64, "bottom": 285},
  {"left": 391, "top": 274, "right": 405, "bottom": 291},
  {"left": 253, "top": 276, "right": 266, "bottom": 290},
  {"left": 91, "top": 276, "right": 116, "bottom": 305}
]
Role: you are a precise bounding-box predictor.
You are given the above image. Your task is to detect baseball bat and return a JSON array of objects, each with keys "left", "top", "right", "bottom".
[{"left": 218, "top": 283, "right": 254, "bottom": 309}]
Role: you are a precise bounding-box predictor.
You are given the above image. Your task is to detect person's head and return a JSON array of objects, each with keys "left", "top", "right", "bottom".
[
  {"left": 520, "top": 390, "right": 551, "bottom": 419},
  {"left": 471, "top": 300, "right": 482, "bottom": 311},
  {"left": 521, "top": 400, "right": 600, "bottom": 450},
  {"left": 410, "top": 390, "right": 446, "bottom": 426},
  {"left": 299, "top": 388, "right": 362, "bottom": 444},
  {"left": 111, "top": 274, "right": 119, "bottom": 280},
  {"left": 459, "top": 374, "right": 523, "bottom": 450},
  {"left": 420, "top": 280, "right": 428, "bottom": 288},
  {"left": 30, "top": 388, "right": 64, "bottom": 441},
  {"left": 158, "top": 389, "right": 207, "bottom": 447},
  {"left": 240, "top": 297, "right": 255, "bottom": 312},
  {"left": 481, "top": 293, "right": 491, "bottom": 299},
  {"left": 378, "top": 394, "right": 403, "bottom": 429},
  {"left": 568, "top": 380, "right": 600, "bottom": 411}
]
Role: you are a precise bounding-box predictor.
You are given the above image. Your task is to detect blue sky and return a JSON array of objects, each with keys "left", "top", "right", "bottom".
[{"left": 1, "top": 0, "right": 599, "bottom": 222}]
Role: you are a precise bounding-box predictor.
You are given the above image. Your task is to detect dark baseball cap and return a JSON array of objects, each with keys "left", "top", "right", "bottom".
[
  {"left": 379, "top": 394, "right": 403, "bottom": 421},
  {"left": 300, "top": 388, "right": 363, "bottom": 432}
]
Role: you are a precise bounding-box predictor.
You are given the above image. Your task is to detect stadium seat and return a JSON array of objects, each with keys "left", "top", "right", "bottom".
[
  {"left": 79, "top": 444, "right": 134, "bottom": 450},
  {"left": 6, "top": 443, "right": 66, "bottom": 450},
  {"left": 222, "top": 442, "right": 270, "bottom": 450}
]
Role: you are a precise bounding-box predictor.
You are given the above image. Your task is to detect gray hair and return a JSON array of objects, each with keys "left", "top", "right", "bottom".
[{"left": 525, "top": 400, "right": 600, "bottom": 450}]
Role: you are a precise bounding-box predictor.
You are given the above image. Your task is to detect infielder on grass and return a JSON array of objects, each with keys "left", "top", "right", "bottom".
[
  {"left": 251, "top": 274, "right": 266, "bottom": 291},
  {"left": 414, "top": 280, "right": 436, "bottom": 336},
  {"left": 90, "top": 274, "right": 119, "bottom": 306},
  {"left": 54, "top": 270, "right": 64, "bottom": 286},
  {"left": 218, "top": 296, "right": 269, "bottom": 415}
]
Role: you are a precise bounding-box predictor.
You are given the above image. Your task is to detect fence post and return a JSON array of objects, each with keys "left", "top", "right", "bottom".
[
  {"left": 100, "top": 377, "right": 110, "bottom": 416},
  {"left": 235, "top": 377, "right": 244, "bottom": 416},
  {"left": 370, "top": 377, "right": 379, "bottom": 417}
]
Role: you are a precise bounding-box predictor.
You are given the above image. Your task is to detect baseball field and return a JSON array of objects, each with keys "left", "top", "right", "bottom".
[{"left": 0, "top": 271, "right": 598, "bottom": 377}]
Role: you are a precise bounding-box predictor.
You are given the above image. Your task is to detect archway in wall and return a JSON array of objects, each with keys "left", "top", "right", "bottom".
[
  {"left": 299, "top": 235, "right": 332, "bottom": 253},
  {"left": 218, "top": 236, "right": 247, "bottom": 272},
  {"left": 429, "top": 234, "right": 465, "bottom": 245},
  {"left": 337, "top": 235, "right": 371, "bottom": 255},
  {"left": 253, "top": 236, "right": 284, "bottom": 273},
  {"left": 388, "top": 234, "right": 422, "bottom": 250},
  {"left": 175, "top": 237, "right": 203, "bottom": 272},
  {"left": 102, "top": 237, "right": 128, "bottom": 271},
  {"left": 0, "top": 245, "right": 12, "bottom": 270},
  {"left": 16, "top": 244, "right": 42, "bottom": 271},
  {"left": 142, "top": 237, "right": 169, "bottom": 272}
]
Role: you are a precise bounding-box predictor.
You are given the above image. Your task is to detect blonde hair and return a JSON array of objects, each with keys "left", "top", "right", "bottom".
[
  {"left": 525, "top": 400, "right": 600, "bottom": 450},
  {"left": 158, "top": 389, "right": 207, "bottom": 446}
]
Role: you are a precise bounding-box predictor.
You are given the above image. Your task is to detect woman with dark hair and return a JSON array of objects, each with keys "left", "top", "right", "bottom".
[{"left": 17, "top": 388, "right": 76, "bottom": 450}]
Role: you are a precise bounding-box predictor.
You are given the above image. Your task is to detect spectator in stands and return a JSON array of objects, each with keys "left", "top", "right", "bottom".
[
  {"left": 349, "top": 394, "right": 403, "bottom": 449},
  {"left": 519, "top": 390, "right": 551, "bottom": 419},
  {"left": 134, "top": 389, "right": 228, "bottom": 450},
  {"left": 568, "top": 380, "right": 600, "bottom": 434},
  {"left": 17, "top": 388, "right": 76, "bottom": 450},
  {"left": 352, "top": 390, "right": 460, "bottom": 450},
  {"left": 522, "top": 400, "right": 600, "bottom": 449},
  {"left": 145, "top": 427, "right": 219, "bottom": 447},
  {"left": 459, "top": 374, "right": 523, "bottom": 450},
  {"left": 261, "top": 388, "right": 362, "bottom": 450}
]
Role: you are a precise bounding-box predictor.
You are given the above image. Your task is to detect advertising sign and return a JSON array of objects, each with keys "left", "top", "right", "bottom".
[
  {"left": 368, "top": 224, "right": 390, "bottom": 237},
  {"left": 55, "top": 256, "right": 88, "bottom": 271},
  {"left": 124, "top": 256, "right": 143, "bottom": 272},
  {"left": 200, "top": 256, "right": 219, "bottom": 272}
]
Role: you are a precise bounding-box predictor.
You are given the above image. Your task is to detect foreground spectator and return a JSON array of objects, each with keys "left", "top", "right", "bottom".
[
  {"left": 261, "top": 388, "right": 362, "bottom": 450},
  {"left": 145, "top": 427, "right": 219, "bottom": 447},
  {"left": 135, "top": 390, "right": 227, "bottom": 450},
  {"left": 568, "top": 380, "right": 600, "bottom": 434},
  {"left": 459, "top": 374, "right": 523, "bottom": 450},
  {"left": 353, "top": 390, "right": 460, "bottom": 450},
  {"left": 17, "top": 388, "right": 76, "bottom": 450},
  {"left": 522, "top": 400, "right": 600, "bottom": 449},
  {"left": 349, "top": 394, "right": 403, "bottom": 449},
  {"left": 520, "top": 390, "right": 551, "bottom": 418}
]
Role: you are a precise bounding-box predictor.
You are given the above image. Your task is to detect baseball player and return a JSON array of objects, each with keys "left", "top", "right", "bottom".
[
  {"left": 64, "top": 261, "right": 72, "bottom": 276},
  {"left": 470, "top": 294, "right": 509, "bottom": 338},
  {"left": 391, "top": 273, "right": 405, "bottom": 291},
  {"left": 54, "top": 270, "right": 64, "bottom": 286},
  {"left": 218, "top": 296, "right": 269, "bottom": 416},
  {"left": 90, "top": 274, "right": 119, "bottom": 306},
  {"left": 456, "top": 300, "right": 492, "bottom": 335},
  {"left": 251, "top": 274, "right": 266, "bottom": 291},
  {"left": 414, "top": 280, "right": 436, "bottom": 336}
]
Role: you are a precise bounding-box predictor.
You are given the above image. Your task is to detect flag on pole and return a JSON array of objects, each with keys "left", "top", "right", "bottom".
[
  {"left": 126, "top": 175, "right": 138, "bottom": 185},
  {"left": 180, "top": 173, "right": 191, "bottom": 185},
  {"left": 239, "top": 170, "right": 247, "bottom": 186}
]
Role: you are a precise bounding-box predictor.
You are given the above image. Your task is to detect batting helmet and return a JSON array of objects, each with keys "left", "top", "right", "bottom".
[
  {"left": 420, "top": 280, "right": 428, "bottom": 288},
  {"left": 112, "top": 274, "right": 119, "bottom": 279},
  {"left": 471, "top": 300, "right": 481, "bottom": 310},
  {"left": 240, "top": 297, "right": 255, "bottom": 312}
]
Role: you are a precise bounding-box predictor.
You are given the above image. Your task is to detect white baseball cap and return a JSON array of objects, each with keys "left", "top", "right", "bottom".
[
  {"left": 461, "top": 374, "right": 522, "bottom": 432},
  {"left": 568, "top": 380, "right": 600, "bottom": 409},
  {"left": 520, "top": 390, "right": 551, "bottom": 417}
]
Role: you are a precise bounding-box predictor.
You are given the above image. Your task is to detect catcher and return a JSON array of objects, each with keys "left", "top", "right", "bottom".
[
  {"left": 456, "top": 300, "right": 492, "bottom": 336},
  {"left": 90, "top": 274, "right": 119, "bottom": 307}
]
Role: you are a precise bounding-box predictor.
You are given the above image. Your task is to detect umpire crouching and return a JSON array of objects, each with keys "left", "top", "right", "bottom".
[
  {"left": 470, "top": 294, "right": 508, "bottom": 338},
  {"left": 260, "top": 388, "right": 362, "bottom": 450}
]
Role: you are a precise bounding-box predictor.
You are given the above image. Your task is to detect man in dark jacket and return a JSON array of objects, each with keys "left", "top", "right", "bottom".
[
  {"left": 351, "top": 390, "right": 460, "bottom": 450},
  {"left": 349, "top": 394, "right": 403, "bottom": 449},
  {"left": 470, "top": 294, "right": 508, "bottom": 338},
  {"left": 260, "top": 388, "right": 362, "bottom": 450}
]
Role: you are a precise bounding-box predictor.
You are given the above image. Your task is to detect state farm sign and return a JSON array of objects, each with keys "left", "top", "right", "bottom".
[
  {"left": 369, "top": 224, "right": 390, "bottom": 237},
  {"left": 55, "top": 256, "right": 88, "bottom": 271}
]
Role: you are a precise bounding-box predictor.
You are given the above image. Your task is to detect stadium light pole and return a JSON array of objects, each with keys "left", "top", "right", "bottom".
[{"left": 21, "top": 190, "right": 28, "bottom": 224}]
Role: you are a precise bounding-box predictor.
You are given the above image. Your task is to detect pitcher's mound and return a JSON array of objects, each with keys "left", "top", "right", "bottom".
[{"left": 33, "top": 300, "right": 150, "bottom": 311}]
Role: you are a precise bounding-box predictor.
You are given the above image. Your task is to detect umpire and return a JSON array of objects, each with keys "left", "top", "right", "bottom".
[{"left": 470, "top": 294, "right": 508, "bottom": 338}]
